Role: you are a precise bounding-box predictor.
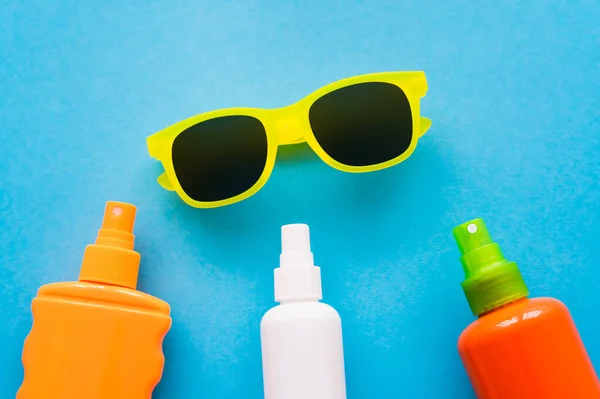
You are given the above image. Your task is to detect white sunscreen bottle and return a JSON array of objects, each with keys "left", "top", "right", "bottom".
[{"left": 260, "top": 223, "right": 347, "bottom": 399}]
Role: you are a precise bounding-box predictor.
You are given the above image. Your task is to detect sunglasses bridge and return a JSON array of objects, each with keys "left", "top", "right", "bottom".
[{"left": 271, "top": 105, "right": 309, "bottom": 146}]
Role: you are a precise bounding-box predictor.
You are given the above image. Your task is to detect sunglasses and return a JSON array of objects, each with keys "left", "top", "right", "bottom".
[{"left": 147, "top": 71, "right": 430, "bottom": 208}]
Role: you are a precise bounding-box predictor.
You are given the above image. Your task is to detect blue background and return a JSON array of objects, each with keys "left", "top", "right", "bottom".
[{"left": 1, "top": 0, "right": 600, "bottom": 397}]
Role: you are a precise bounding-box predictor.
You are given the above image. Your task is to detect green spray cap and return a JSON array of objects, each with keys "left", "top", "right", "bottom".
[{"left": 452, "top": 218, "right": 529, "bottom": 316}]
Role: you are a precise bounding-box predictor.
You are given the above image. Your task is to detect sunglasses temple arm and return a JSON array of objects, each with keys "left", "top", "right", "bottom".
[{"left": 419, "top": 117, "right": 432, "bottom": 138}]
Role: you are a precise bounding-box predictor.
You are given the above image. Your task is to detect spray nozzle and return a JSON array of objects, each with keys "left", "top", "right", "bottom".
[
  {"left": 280, "top": 224, "right": 314, "bottom": 268},
  {"left": 453, "top": 218, "right": 494, "bottom": 256},
  {"left": 102, "top": 203, "right": 135, "bottom": 233},
  {"left": 452, "top": 218, "right": 510, "bottom": 277},
  {"left": 79, "top": 201, "right": 141, "bottom": 289},
  {"left": 95, "top": 202, "right": 136, "bottom": 250},
  {"left": 452, "top": 217, "right": 529, "bottom": 316},
  {"left": 274, "top": 224, "right": 321, "bottom": 302}
]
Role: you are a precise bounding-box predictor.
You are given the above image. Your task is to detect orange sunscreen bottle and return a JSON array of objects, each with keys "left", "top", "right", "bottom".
[
  {"left": 18, "top": 201, "right": 172, "bottom": 399},
  {"left": 453, "top": 218, "right": 600, "bottom": 399}
]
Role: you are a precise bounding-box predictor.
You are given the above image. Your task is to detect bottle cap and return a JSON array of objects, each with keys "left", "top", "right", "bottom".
[
  {"left": 79, "top": 201, "right": 141, "bottom": 289},
  {"left": 452, "top": 218, "right": 529, "bottom": 316},
  {"left": 274, "top": 224, "right": 322, "bottom": 302}
]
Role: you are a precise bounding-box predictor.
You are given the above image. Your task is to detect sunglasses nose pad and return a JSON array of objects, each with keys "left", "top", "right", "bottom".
[{"left": 157, "top": 172, "right": 175, "bottom": 191}]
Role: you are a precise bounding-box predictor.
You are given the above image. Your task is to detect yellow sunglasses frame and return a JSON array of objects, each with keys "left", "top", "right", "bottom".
[{"left": 147, "top": 71, "right": 430, "bottom": 208}]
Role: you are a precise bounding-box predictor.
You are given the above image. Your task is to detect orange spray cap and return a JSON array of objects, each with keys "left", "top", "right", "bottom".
[{"left": 79, "top": 201, "right": 141, "bottom": 289}]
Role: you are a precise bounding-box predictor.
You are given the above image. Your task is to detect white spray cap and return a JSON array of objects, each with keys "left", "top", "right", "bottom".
[
  {"left": 280, "top": 223, "right": 314, "bottom": 267},
  {"left": 274, "top": 224, "right": 322, "bottom": 302}
]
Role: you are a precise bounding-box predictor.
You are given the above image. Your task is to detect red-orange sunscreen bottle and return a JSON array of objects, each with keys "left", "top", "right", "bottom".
[
  {"left": 453, "top": 218, "right": 600, "bottom": 399},
  {"left": 18, "top": 201, "right": 172, "bottom": 399}
]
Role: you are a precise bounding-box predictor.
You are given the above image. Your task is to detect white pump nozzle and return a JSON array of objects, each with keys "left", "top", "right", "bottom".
[
  {"left": 274, "top": 224, "right": 322, "bottom": 302},
  {"left": 280, "top": 224, "right": 314, "bottom": 268}
]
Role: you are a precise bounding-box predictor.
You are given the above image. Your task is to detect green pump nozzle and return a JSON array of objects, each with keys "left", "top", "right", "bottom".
[{"left": 452, "top": 218, "right": 529, "bottom": 316}]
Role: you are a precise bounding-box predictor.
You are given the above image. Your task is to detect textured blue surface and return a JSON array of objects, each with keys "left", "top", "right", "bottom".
[{"left": 2, "top": 0, "right": 600, "bottom": 397}]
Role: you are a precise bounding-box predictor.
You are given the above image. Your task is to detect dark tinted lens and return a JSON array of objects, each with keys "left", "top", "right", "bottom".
[
  {"left": 172, "top": 116, "right": 268, "bottom": 202},
  {"left": 309, "top": 82, "right": 413, "bottom": 167}
]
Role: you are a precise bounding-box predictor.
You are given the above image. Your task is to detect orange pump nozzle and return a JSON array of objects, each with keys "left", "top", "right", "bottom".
[
  {"left": 95, "top": 202, "right": 136, "bottom": 249},
  {"left": 79, "top": 201, "right": 141, "bottom": 289}
]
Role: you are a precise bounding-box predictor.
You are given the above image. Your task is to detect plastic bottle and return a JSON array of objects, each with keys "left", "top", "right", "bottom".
[
  {"left": 18, "top": 201, "right": 172, "bottom": 399},
  {"left": 260, "top": 224, "right": 347, "bottom": 399},
  {"left": 453, "top": 218, "right": 600, "bottom": 399}
]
